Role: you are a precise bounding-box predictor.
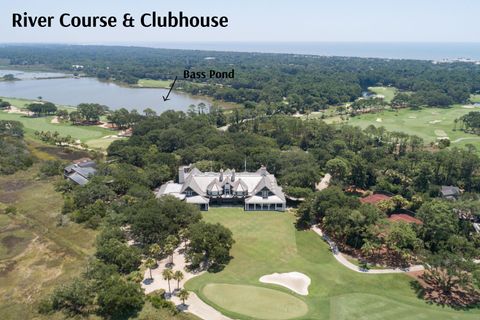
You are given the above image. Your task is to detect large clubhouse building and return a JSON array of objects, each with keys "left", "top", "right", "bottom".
[{"left": 156, "top": 165, "right": 286, "bottom": 211}]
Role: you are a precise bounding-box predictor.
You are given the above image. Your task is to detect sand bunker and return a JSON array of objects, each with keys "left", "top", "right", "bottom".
[
  {"left": 259, "top": 272, "right": 311, "bottom": 296},
  {"left": 5, "top": 106, "right": 32, "bottom": 116},
  {"left": 434, "top": 129, "right": 447, "bottom": 137},
  {"left": 429, "top": 120, "right": 442, "bottom": 124},
  {"left": 463, "top": 105, "right": 475, "bottom": 109},
  {"left": 408, "top": 116, "right": 417, "bottom": 119},
  {"left": 376, "top": 118, "right": 382, "bottom": 122}
]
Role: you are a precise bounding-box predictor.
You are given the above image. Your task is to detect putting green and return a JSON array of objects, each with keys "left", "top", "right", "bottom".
[{"left": 202, "top": 283, "right": 308, "bottom": 320}]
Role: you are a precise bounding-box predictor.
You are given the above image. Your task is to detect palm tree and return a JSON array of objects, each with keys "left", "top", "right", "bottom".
[
  {"left": 187, "top": 104, "right": 197, "bottom": 117},
  {"left": 149, "top": 244, "right": 161, "bottom": 260},
  {"left": 165, "top": 235, "right": 179, "bottom": 265},
  {"left": 162, "top": 269, "right": 174, "bottom": 293},
  {"left": 145, "top": 258, "right": 156, "bottom": 280},
  {"left": 173, "top": 270, "right": 184, "bottom": 290},
  {"left": 143, "top": 107, "right": 157, "bottom": 117},
  {"left": 164, "top": 243, "right": 175, "bottom": 266},
  {"left": 361, "top": 240, "right": 374, "bottom": 259},
  {"left": 179, "top": 228, "right": 189, "bottom": 249},
  {"left": 128, "top": 270, "right": 144, "bottom": 283},
  {"left": 198, "top": 102, "right": 206, "bottom": 114},
  {"left": 178, "top": 289, "right": 190, "bottom": 306}
]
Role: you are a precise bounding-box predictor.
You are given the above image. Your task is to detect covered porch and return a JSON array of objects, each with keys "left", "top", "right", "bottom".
[
  {"left": 244, "top": 196, "right": 286, "bottom": 212},
  {"left": 186, "top": 195, "right": 210, "bottom": 211}
]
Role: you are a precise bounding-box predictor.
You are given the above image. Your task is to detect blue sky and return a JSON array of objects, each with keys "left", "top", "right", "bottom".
[{"left": 0, "top": 0, "right": 479, "bottom": 43}]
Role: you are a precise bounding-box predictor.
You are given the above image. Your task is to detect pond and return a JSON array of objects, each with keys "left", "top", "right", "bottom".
[{"left": 0, "top": 70, "right": 210, "bottom": 113}]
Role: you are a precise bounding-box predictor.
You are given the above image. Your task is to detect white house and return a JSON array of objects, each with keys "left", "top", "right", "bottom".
[{"left": 156, "top": 165, "right": 286, "bottom": 211}]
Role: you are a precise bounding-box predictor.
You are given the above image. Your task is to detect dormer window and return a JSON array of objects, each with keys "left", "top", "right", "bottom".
[
  {"left": 186, "top": 190, "right": 193, "bottom": 196},
  {"left": 262, "top": 190, "right": 268, "bottom": 198},
  {"left": 224, "top": 183, "right": 230, "bottom": 195}
]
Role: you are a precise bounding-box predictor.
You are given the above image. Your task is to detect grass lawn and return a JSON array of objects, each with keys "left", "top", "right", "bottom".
[
  {"left": 369, "top": 86, "right": 397, "bottom": 103},
  {"left": 0, "top": 96, "right": 75, "bottom": 111},
  {"left": 185, "top": 208, "right": 480, "bottom": 320},
  {"left": 0, "top": 110, "right": 113, "bottom": 148},
  {"left": 204, "top": 283, "right": 308, "bottom": 320},
  {"left": 87, "top": 136, "right": 126, "bottom": 150},
  {"left": 136, "top": 79, "right": 172, "bottom": 89},
  {"left": 348, "top": 105, "right": 480, "bottom": 150},
  {"left": 471, "top": 94, "right": 480, "bottom": 103},
  {"left": 0, "top": 96, "right": 116, "bottom": 150}
]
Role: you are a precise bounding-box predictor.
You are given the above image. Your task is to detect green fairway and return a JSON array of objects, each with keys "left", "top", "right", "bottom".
[
  {"left": 136, "top": 78, "right": 172, "bottom": 88},
  {"left": 369, "top": 86, "right": 397, "bottom": 103},
  {"left": 0, "top": 96, "right": 75, "bottom": 111},
  {"left": 0, "top": 110, "right": 112, "bottom": 147},
  {"left": 203, "top": 284, "right": 308, "bottom": 320},
  {"left": 348, "top": 105, "right": 480, "bottom": 150},
  {"left": 86, "top": 136, "right": 126, "bottom": 149},
  {"left": 471, "top": 94, "right": 480, "bottom": 103},
  {"left": 185, "top": 208, "right": 480, "bottom": 320}
]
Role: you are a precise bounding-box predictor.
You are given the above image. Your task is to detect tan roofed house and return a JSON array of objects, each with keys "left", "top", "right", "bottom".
[{"left": 156, "top": 165, "right": 286, "bottom": 211}]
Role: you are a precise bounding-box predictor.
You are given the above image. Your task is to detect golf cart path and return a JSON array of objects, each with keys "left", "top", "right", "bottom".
[
  {"left": 311, "top": 226, "right": 425, "bottom": 274},
  {"left": 141, "top": 247, "right": 232, "bottom": 320},
  {"left": 316, "top": 173, "right": 331, "bottom": 191},
  {"left": 451, "top": 137, "right": 480, "bottom": 143}
]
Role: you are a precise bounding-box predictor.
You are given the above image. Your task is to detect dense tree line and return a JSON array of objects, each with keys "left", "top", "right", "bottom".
[
  {"left": 106, "top": 110, "right": 480, "bottom": 199},
  {"left": 1, "top": 45, "right": 479, "bottom": 111},
  {"left": 0, "top": 121, "right": 33, "bottom": 174},
  {"left": 0, "top": 98, "right": 11, "bottom": 109},
  {"left": 460, "top": 111, "right": 480, "bottom": 134},
  {"left": 69, "top": 103, "right": 108, "bottom": 124},
  {"left": 26, "top": 102, "right": 57, "bottom": 116}
]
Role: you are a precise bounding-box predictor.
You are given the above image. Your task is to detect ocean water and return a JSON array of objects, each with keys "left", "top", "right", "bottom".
[{"left": 129, "top": 42, "right": 480, "bottom": 61}]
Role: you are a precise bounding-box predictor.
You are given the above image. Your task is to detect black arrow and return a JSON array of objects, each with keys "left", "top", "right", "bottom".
[{"left": 162, "top": 76, "right": 178, "bottom": 102}]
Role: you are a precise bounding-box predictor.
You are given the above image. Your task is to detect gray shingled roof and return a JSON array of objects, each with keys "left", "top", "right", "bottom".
[
  {"left": 441, "top": 186, "right": 461, "bottom": 197},
  {"left": 158, "top": 166, "right": 285, "bottom": 204},
  {"left": 68, "top": 172, "right": 89, "bottom": 186},
  {"left": 77, "top": 161, "right": 97, "bottom": 168},
  {"left": 181, "top": 174, "right": 205, "bottom": 196},
  {"left": 232, "top": 179, "right": 248, "bottom": 192}
]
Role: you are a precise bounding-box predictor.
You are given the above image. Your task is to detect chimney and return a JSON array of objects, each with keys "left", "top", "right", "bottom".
[
  {"left": 219, "top": 168, "right": 224, "bottom": 182},
  {"left": 231, "top": 169, "right": 235, "bottom": 182},
  {"left": 178, "top": 164, "right": 191, "bottom": 184},
  {"left": 260, "top": 165, "right": 267, "bottom": 176}
]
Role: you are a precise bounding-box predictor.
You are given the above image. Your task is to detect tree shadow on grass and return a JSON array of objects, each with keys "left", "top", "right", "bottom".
[
  {"left": 410, "top": 279, "right": 480, "bottom": 311},
  {"left": 109, "top": 309, "right": 141, "bottom": 320},
  {"left": 185, "top": 255, "right": 234, "bottom": 274},
  {"left": 410, "top": 280, "right": 426, "bottom": 300}
]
